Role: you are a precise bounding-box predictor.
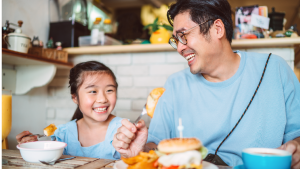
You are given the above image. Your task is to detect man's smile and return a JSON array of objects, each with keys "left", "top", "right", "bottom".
[
  {"left": 185, "top": 53, "right": 195, "bottom": 62},
  {"left": 184, "top": 53, "right": 196, "bottom": 66}
]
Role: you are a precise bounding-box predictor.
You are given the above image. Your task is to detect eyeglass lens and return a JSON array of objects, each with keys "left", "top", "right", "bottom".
[
  {"left": 169, "top": 38, "right": 178, "bottom": 49},
  {"left": 177, "top": 33, "right": 187, "bottom": 44},
  {"left": 169, "top": 32, "right": 187, "bottom": 49}
]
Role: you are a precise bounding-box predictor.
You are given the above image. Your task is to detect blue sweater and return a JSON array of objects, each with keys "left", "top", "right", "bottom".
[
  {"left": 147, "top": 51, "right": 300, "bottom": 166},
  {"left": 51, "top": 117, "right": 122, "bottom": 160}
]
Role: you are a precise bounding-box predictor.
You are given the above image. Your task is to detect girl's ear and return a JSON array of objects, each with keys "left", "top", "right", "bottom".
[{"left": 72, "top": 94, "right": 78, "bottom": 104}]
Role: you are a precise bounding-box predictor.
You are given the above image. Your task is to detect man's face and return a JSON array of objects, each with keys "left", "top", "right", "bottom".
[{"left": 173, "top": 11, "right": 214, "bottom": 74}]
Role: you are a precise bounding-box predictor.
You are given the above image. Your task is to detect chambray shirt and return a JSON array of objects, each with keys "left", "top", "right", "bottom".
[
  {"left": 51, "top": 117, "right": 122, "bottom": 160},
  {"left": 147, "top": 51, "right": 300, "bottom": 166}
]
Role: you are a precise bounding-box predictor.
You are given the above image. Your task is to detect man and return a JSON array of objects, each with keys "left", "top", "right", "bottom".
[{"left": 112, "top": 0, "right": 300, "bottom": 167}]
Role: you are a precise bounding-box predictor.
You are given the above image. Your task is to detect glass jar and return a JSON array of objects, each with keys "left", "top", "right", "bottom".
[{"left": 103, "top": 19, "right": 113, "bottom": 34}]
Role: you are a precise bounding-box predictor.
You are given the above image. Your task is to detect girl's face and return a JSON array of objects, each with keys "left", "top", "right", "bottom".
[{"left": 72, "top": 73, "right": 117, "bottom": 122}]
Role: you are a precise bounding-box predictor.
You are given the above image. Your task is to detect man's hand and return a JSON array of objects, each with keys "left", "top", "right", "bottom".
[
  {"left": 112, "top": 119, "right": 148, "bottom": 158},
  {"left": 16, "top": 131, "right": 38, "bottom": 144},
  {"left": 278, "top": 138, "right": 300, "bottom": 169}
]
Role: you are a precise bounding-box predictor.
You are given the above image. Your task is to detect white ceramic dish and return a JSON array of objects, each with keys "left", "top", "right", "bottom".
[
  {"left": 17, "top": 141, "right": 67, "bottom": 163},
  {"left": 114, "top": 160, "right": 218, "bottom": 169}
]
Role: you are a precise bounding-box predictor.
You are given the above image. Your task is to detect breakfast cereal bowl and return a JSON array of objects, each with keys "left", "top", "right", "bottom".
[{"left": 17, "top": 141, "right": 67, "bottom": 163}]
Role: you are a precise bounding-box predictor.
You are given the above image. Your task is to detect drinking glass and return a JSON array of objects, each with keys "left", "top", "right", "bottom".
[{"left": 2, "top": 89, "right": 12, "bottom": 149}]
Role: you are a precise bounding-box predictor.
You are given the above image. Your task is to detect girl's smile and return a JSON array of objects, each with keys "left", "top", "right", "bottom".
[{"left": 93, "top": 106, "right": 108, "bottom": 114}]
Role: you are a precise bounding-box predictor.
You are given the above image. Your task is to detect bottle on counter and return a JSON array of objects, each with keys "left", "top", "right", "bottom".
[
  {"left": 103, "top": 19, "right": 112, "bottom": 34},
  {"left": 90, "top": 17, "right": 105, "bottom": 45}
]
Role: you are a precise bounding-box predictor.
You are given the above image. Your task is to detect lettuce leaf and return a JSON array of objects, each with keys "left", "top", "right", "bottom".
[
  {"left": 198, "top": 146, "right": 208, "bottom": 159},
  {"left": 155, "top": 150, "right": 166, "bottom": 157}
]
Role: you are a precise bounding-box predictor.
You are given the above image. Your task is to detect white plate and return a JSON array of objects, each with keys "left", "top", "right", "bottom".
[{"left": 114, "top": 160, "right": 218, "bottom": 169}]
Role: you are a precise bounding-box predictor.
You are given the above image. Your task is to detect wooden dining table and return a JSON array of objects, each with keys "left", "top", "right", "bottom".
[{"left": 2, "top": 149, "right": 233, "bottom": 169}]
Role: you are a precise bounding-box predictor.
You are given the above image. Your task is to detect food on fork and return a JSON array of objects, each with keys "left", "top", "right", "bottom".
[
  {"left": 43, "top": 124, "right": 57, "bottom": 136},
  {"left": 146, "top": 87, "right": 165, "bottom": 118}
]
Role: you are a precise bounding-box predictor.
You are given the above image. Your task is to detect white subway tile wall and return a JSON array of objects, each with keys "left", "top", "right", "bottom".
[
  {"left": 47, "top": 52, "right": 186, "bottom": 127},
  {"left": 46, "top": 50, "right": 294, "bottom": 127}
]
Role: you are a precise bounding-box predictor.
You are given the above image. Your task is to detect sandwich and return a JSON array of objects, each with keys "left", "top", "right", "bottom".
[
  {"left": 146, "top": 87, "right": 165, "bottom": 118},
  {"left": 155, "top": 138, "right": 207, "bottom": 169},
  {"left": 43, "top": 123, "right": 57, "bottom": 136}
]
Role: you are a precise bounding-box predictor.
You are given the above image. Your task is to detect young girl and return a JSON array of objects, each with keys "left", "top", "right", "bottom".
[{"left": 16, "top": 61, "right": 123, "bottom": 160}]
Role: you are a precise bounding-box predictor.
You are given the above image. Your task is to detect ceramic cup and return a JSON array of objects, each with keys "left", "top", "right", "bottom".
[
  {"left": 242, "top": 148, "right": 292, "bottom": 169},
  {"left": 4, "top": 33, "right": 31, "bottom": 53}
]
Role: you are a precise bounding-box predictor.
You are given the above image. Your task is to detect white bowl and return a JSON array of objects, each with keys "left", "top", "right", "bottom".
[{"left": 17, "top": 141, "right": 67, "bottom": 163}]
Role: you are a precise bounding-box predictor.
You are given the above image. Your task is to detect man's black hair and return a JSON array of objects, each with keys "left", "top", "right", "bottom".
[{"left": 167, "top": 0, "right": 233, "bottom": 43}]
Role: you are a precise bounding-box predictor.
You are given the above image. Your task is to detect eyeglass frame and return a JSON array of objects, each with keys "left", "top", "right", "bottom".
[{"left": 169, "top": 19, "right": 215, "bottom": 49}]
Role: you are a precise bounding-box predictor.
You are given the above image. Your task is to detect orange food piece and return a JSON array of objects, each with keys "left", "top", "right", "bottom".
[
  {"left": 122, "top": 150, "right": 159, "bottom": 169},
  {"left": 43, "top": 124, "right": 57, "bottom": 136},
  {"left": 146, "top": 88, "right": 165, "bottom": 118},
  {"left": 121, "top": 156, "right": 144, "bottom": 165}
]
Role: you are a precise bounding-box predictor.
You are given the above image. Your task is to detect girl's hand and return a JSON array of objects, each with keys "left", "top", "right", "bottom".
[
  {"left": 16, "top": 131, "right": 38, "bottom": 144},
  {"left": 112, "top": 119, "right": 148, "bottom": 158}
]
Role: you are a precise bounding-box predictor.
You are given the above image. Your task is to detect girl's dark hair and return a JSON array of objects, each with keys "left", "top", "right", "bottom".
[
  {"left": 69, "top": 61, "right": 118, "bottom": 121},
  {"left": 167, "top": 0, "right": 233, "bottom": 43}
]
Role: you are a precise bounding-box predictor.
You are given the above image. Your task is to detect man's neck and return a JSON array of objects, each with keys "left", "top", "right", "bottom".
[{"left": 202, "top": 45, "right": 241, "bottom": 83}]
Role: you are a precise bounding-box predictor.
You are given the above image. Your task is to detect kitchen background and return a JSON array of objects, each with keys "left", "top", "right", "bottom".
[{"left": 2, "top": 0, "right": 300, "bottom": 150}]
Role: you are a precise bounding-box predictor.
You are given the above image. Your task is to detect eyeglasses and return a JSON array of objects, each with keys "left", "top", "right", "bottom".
[{"left": 169, "top": 19, "right": 215, "bottom": 49}]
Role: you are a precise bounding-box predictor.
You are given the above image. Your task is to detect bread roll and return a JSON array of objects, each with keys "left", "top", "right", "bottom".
[
  {"left": 146, "top": 87, "right": 165, "bottom": 118},
  {"left": 158, "top": 138, "right": 202, "bottom": 153},
  {"left": 43, "top": 124, "right": 57, "bottom": 136}
]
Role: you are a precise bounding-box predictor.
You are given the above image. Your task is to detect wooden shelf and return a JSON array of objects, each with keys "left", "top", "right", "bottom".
[
  {"left": 231, "top": 37, "right": 300, "bottom": 48},
  {"left": 2, "top": 48, "right": 73, "bottom": 69},
  {"left": 64, "top": 44, "right": 174, "bottom": 55},
  {"left": 2, "top": 48, "right": 73, "bottom": 95},
  {"left": 64, "top": 37, "right": 300, "bottom": 55}
]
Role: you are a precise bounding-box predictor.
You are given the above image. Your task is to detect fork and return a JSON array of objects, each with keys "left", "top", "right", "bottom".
[
  {"left": 28, "top": 134, "right": 46, "bottom": 138},
  {"left": 22, "top": 134, "right": 58, "bottom": 142},
  {"left": 133, "top": 104, "right": 147, "bottom": 125},
  {"left": 20, "top": 134, "right": 46, "bottom": 140},
  {"left": 39, "top": 157, "right": 75, "bottom": 165}
]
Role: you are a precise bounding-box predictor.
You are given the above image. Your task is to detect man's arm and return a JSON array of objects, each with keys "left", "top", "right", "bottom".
[{"left": 144, "top": 142, "right": 158, "bottom": 152}]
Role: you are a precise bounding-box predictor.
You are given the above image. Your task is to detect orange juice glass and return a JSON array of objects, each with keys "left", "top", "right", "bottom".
[{"left": 2, "top": 89, "right": 12, "bottom": 143}]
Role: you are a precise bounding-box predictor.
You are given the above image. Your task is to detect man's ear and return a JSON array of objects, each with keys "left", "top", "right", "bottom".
[
  {"left": 72, "top": 94, "right": 78, "bottom": 104},
  {"left": 212, "top": 19, "right": 225, "bottom": 40}
]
